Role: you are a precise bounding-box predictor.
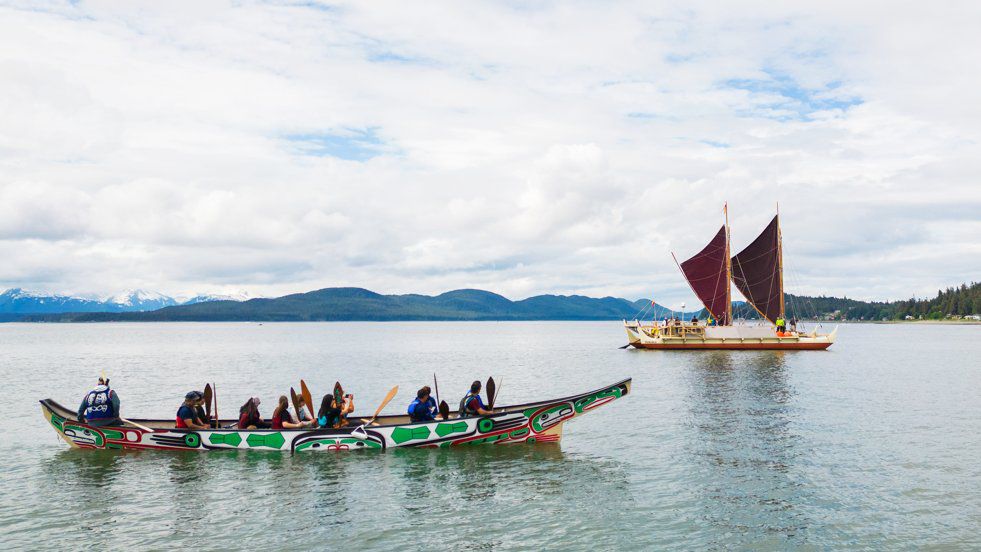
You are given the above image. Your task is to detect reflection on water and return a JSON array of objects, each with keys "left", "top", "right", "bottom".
[{"left": 684, "top": 351, "right": 811, "bottom": 547}]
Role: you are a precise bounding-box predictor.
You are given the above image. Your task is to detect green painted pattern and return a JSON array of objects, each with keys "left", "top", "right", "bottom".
[
  {"left": 63, "top": 422, "right": 105, "bottom": 448},
  {"left": 49, "top": 412, "right": 65, "bottom": 432},
  {"left": 391, "top": 426, "right": 431, "bottom": 444},
  {"left": 209, "top": 432, "right": 243, "bottom": 447},
  {"left": 102, "top": 429, "right": 124, "bottom": 440},
  {"left": 184, "top": 434, "right": 200, "bottom": 448},
  {"left": 574, "top": 386, "right": 623, "bottom": 413},
  {"left": 246, "top": 432, "right": 286, "bottom": 449},
  {"left": 477, "top": 418, "right": 495, "bottom": 433},
  {"left": 295, "top": 438, "right": 382, "bottom": 452},
  {"left": 509, "top": 428, "right": 529, "bottom": 439},
  {"left": 530, "top": 404, "right": 573, "bottom": 433},
  {"left": 435, "top": 421, "right": 467, "bottom": 437}
]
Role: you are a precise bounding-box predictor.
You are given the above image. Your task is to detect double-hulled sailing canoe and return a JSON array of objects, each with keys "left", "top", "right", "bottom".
[
  {"left": 625, "top": 208, "right": 837, "bottom": 350},
  {"left": 40, "top": 378, "right": 630, "bottom": 453}
]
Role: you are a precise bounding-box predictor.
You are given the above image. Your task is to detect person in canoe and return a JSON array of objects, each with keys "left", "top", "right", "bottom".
[
  {"left": 295, "top": 396, "right": 314, "bottom": 424},
  {"left": 77, "top": 376, "right": 120, "bottom": 427},
  {"left": 335, "top": 393, "right": 355, "bottom": 426},
  {"left": 177, "top": 391, "right": 210, "bottom": 430},
  {"left": 316, "top": 394, "right": 342, "bottom": 428},
  {"left": 238, "top": 397, "right": 270, "bottom": 429},
  {"left": 407, "top": 386, "right": 437, "bottom": 423},
  {"left": 459, "top": 380, "right": 493, "bottom": 417},
  {"left": 193, "top": 394, "right": 212, "bottom": 428},
  {"left": 271, "top": 395, "right": 312, "bottom": 429}
]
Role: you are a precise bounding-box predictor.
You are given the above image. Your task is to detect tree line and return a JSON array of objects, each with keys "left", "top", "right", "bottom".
[{"left": 783, "top": 282, "right": 980, "bottom": 321}]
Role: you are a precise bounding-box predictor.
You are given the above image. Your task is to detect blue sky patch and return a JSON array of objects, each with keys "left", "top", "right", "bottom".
[
  {"left": 285, "top": 128, "right": 384, "bottom": 161},
  {"left": 723, "top": 68, "right": 862, "bottom": 120}
]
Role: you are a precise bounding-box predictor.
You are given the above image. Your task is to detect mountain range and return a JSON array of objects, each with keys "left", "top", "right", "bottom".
[
  {"left": 14, "top": 287, "right": 678, "bottom": 322},
  {"left": 5, "top": 282, "right": 977, "bottom": 322},
  {"left": 0, "top": 288, "right": 248, "bottom": 317}
]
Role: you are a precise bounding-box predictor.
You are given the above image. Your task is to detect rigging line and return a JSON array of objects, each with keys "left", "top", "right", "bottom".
[{"left": 731, "top": 254, "right": 769, "bottom": 322}]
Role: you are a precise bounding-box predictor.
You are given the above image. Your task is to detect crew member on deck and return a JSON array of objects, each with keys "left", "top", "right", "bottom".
[
  {"left": 77, "top": 377, "right": 120, "bottom": 427},
  {"left": 177, "top": 391, "right": 209, "bottom": 430},
  {"left": 408, "top": 387, "right": 437, "bottom": 423},
  {"left": 776, "top": 316, "right": 786, "bottom": 333},
  {"left": 459, "top": 381, "right": 493, "bottom": 417}
]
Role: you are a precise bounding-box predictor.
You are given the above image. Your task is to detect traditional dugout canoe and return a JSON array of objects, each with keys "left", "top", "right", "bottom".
[{"left": 40, "top": 378, "right": 630, "bottom": 453}]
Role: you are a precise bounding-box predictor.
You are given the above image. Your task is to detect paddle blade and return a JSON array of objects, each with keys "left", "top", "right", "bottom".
[
  {"left": 290, "top": 387, "right": 300, "bottom": 419},
  {"left": 203, "top": 384, "right": 213, "bottom": 417},
  {"left": 333, "top": 381, "right": 343, "bottom": 406},
  {"left": 490, "top": 377, "right": 502, "bottom": 409},
  {"left": 301, "top": 380, "right": 313, "bottom": 420},
  {"left": 486, "top": 377, "right": 496, "bottom": 410},
  {"left": 439, "top": 400, "right": 450, "bottom": 420},
  {"left": 372, "top": 385, "right": 399, "bottom": 419}
]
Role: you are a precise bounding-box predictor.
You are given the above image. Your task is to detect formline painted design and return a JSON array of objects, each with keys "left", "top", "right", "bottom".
[{"left": 40, "top": 379, "right": 630, "bottom": 453}]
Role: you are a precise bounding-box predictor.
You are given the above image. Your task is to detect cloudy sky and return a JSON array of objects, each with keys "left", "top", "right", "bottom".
[{"left": 1, "top": 1, "right": 979, "bottom": 306}]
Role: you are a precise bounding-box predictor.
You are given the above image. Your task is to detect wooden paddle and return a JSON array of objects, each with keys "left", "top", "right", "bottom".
[
  {"left": 490, "top": 377, "right": 502, "bottom": 409},
  {"left": 203, "top": 384, "right": 213, "bottom": 419},
  {"left": 433, "top": 373, "right": 448, "bottom": 420},
  {"left": 486, "top": 377, "right": 496, "bottom": 412},
  {"left": 333, "top": 381, "right": 344, "bottom": 407},
  {"left": 300, "top": 379, "right": 314, "bottom": 423},
  {"left": 366, "top": 385, "right": 399, "bottom": 426},
  {"left": 120, "top": 417, "right": 153, "bottom": 433},
  {"left": 213, "top": 382, "right": 218, "bottom": 427},
  {"left": 290, "top": 387, "right": 301, "bottom": 422}
]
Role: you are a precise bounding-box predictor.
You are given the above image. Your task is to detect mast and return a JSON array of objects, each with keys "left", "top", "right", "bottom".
[
  {"left": 777, "top": 204, "right": 785, "bottom": 319},
  {"left": 724, "top": 203, "right": 732, "bottom": 325}
]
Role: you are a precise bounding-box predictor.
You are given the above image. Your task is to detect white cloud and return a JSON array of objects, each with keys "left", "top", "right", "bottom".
[{"left": 0, "top": 1, "right": 978, "bottom": 305}]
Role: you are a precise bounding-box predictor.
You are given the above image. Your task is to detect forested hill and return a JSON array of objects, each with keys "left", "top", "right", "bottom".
[
  {"left": 21, "top": 288, "right": 670, "bottom": 322},
  {"left": 14, "top": 283, "right": 980, "bottom": 322},
  {"left": 783, "top": 282, "right": 980, "bottom": 321}
]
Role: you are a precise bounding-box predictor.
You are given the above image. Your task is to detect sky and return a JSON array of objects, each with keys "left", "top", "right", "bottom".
[{"left": 1, "top": 1, "right": 979, "bottom": 307}]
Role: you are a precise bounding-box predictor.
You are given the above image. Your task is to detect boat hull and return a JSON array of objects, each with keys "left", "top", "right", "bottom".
[
  {"left": 625, "top": 323, "right": 836, "bottom": 351},
  {"left": 40, "top": 379, "right": 630, "bottom": 453}
]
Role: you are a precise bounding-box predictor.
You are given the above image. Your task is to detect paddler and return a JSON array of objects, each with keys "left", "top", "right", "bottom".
[
  {"left": 77, "top": 376, "right": 120, "bottom": 427},
  {"left": 316, "top": 394, "right": 342, "bottom": 428},
  {"left": 270, "top": 396, "right": 312, "bottom": 429},
  {"left": 295, "top": 396, "right": 314, "bottom": 424},
  {"left": 193, "top": 394, "right": 212, "bottom": 428},
  {"left": 176, "top": 391, "right": 210, "bottom": 430},
  {"left": 238, "top": 397, "right": 269, "bottom": 429},
  {"left": 459, "top": 381, "right": 493, "bottom": 417},
  {"left": 407, "top": 386, "right": 437, "bottom": 423}
]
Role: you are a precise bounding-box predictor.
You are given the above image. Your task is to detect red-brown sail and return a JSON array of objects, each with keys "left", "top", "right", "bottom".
[
  {"left": 678, "top": 226, "right": 730, "bottom": 325},
  {"left": 731, "top": 215, "right": 783, "bottom": 324}
]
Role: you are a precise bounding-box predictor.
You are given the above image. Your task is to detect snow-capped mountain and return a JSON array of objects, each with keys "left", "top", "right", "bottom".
[
  {"left": 181, "top": 291, "right": 252, "bottom": 305},
  {"left": 0, "top": 288, "right": 250, "bottom": 314},
  {"left": 0, "top": 288, "right": 109, "bottom": 314},
  {"left": 106, "top": 289, "right": 178, "bottom": 311}
]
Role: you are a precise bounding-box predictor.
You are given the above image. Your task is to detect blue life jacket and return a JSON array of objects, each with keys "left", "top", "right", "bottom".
[
  {"left": 84, "top": 385, "right": 116, "bottom": 420},
  {"left": 408, "top": 398, "right": 434, "bottom": 422}
]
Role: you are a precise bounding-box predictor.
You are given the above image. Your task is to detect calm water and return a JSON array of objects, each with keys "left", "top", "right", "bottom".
[{"left": 1, "top": 322, "right": 979, "bottom": 550}]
